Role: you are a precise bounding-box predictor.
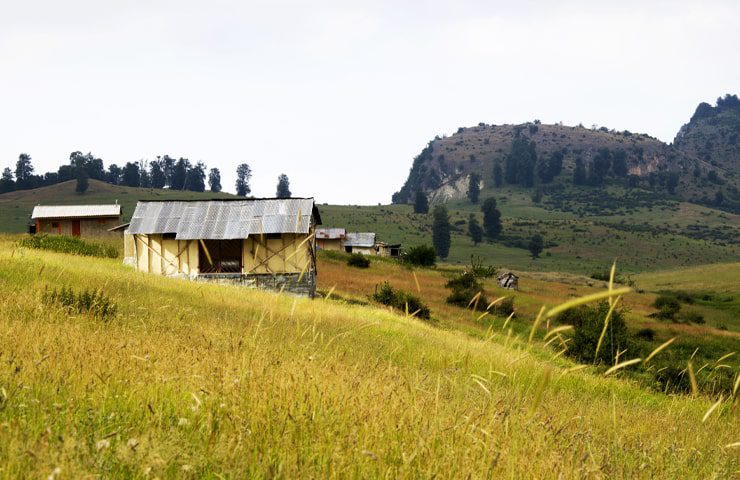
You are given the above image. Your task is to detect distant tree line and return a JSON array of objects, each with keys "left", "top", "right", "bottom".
[{"left": 0, "top": 152, "right": 294, "bottom": 198}]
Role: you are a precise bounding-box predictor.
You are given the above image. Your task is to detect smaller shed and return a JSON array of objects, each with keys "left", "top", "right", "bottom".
[
  {"left": 343, "top": 232, "right": 376, "bottom": 255},
  {"left": 497, "top": 272, "right": 519, "bottom": 290},
  {"left": 31, "top": 204, "right": 123, "bottom": 239},
  {"left": 315, "top": 228, "right": 346, "bottom": 251},
  {"left": 376, "top": 242, "right": 402, "bottom": 258}
]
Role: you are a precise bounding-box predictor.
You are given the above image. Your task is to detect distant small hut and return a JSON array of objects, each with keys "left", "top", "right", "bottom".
[
  {"left": 125, "top": 198, "right": 321, "bottom": 297},
  {"left": 343, "top": 232, "right": 376, "bottom": 255},
  {"left": 315, "top": 228, "right": 346, "bottom": 251},
  {"left": 497, "top": 272, "right": 519, "bottom": 290},
  {"left": 376, "top": 242, "right": 402, "bottom": 258},
  {"left": 31, "top": 204, "right": 122, "bottom": 239}
]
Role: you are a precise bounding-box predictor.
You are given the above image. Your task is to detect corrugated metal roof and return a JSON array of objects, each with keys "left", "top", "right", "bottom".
[
  {"left": 344, "top": 232, "right": 376, "bottom": 247},
  {"left": 316, "top": 227, "right": 345, "bottom": 239},
  {"left": 127, "top": 199, "right": 319, "bottom": 240},
  {"left": 31, "top": 204, "right": 121, "bottom": 219}
]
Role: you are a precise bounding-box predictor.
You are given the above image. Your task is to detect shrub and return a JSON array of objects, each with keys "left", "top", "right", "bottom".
[
  {"left": 557, "top": 302, "right": 629, "bottom": 365},
  {"left": 403, "top": 245, "right": 436, "bottom": 267},
  {"left": 652, "top": 295, "right": 680, "bottom": 320},
  {"left": 19, "top": 234, "right": 118, "bottom": 258},
  {"left": 444, "top": 272, "right": 489, "bottom": 310},
  {"left": 371, "top": 282, "right": 430, "bottom": 319},
  {"left": 635, "top": 328, "right": 656, "bottom": 341},
  {"left": 42, "top": 285, "right": 117, "bottom": 320},
  {"left": 347, "top": 254, "right": 370, "bottom": 268},
  {"left": 679, "top": 311, "right": 705, "bottom": 324}
]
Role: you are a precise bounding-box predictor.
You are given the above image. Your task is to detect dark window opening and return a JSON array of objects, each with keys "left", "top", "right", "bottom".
[
  {"left": 51, "top": 222, "right": 59, "bottom": 228},
  {"left": 163, "top": 233, "right": 176, "bottom": 239},
  {"left": 345, "top": 246, "right": 353, "bottom": 253},
  {"left": 199, "top": 239, "right": 243, "bottom": 273}
]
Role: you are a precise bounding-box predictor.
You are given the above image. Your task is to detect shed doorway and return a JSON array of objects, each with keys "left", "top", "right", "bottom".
[
  {"left": 199, "top": 239, "right": 243, "bottom": 273},
  {"left": 72, "top": 220, "right": 81, "bottom": 237}
]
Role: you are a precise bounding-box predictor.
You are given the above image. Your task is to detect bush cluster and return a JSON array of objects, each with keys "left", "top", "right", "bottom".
[
  {"left": 402, "top": 245, "right": 436, "bottom": 267},
  {"left": 371, "top": 282, "right": 430, "bottom": 319},
  {"left": 19, "top": 234, "right": 118, "bottom": 258},
  {"left": 42, "top": 286, "right": 117, "bottom": 320},
  {"left": 347, "top": 253, "right": 370, "bottom": 268}
]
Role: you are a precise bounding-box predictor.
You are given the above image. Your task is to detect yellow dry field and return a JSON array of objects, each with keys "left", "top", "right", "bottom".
[{"left": 0, "top": 237, "right": 737, "bottom": 478}]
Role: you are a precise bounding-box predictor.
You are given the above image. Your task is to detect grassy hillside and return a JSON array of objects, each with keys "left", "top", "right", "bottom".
[
  {"left": 0, "top": 236, "right": 737, "bottom": 477},
  {"left": 0, "top": 180, "right": 237, "bottom": 233},
  {"left": 320, "top": 185, "right": 740, "bottom": 274}
]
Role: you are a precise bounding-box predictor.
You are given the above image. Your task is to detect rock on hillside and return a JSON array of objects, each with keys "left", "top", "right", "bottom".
[
  {"left": 674, "top": 94, "right": 740, "bottom": 185},
  {"left": 393, "top": 97, "right": 738, "bottom": 211}
]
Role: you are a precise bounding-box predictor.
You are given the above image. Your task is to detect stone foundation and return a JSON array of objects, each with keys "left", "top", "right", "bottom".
[{"left": 194, "top": 272, "right": 316, "bottom": 298}]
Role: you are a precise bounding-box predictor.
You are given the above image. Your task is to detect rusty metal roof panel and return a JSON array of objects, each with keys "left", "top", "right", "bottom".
[
  {"left": 31, "top": 204, "right": 121, "bottom": 219},
  {"left": 344, "top": 232, "right": 376, "bottom": 247},
  {"left": 316, "top": 228, "right": 346, "bottom": 239}
]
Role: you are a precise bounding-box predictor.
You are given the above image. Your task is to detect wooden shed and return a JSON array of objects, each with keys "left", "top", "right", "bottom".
[
  {"left": 315, "top": 228, "right": 346, "bottom": 251},
  {"left": 343, "top": 232, "right": 376, "bottom": 255},
  {"left": 497, "top": 272, "right": 519, "bottom": 290},
  {"left": 31, "top": 204, "right": 122, "bottom": 239},
  {"left": 376, "top": 242, "right": 402, "bottom": 258},
  {"left": 125, "top": 198, "right": 321, "bottom": 297}
]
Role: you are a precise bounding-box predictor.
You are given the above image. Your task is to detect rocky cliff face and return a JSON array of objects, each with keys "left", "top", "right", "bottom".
[{"left": 393, "top": 96, "right": 739, "bottom": 211}]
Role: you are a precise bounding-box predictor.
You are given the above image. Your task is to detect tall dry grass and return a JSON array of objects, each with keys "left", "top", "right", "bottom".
[{"left": 0, "top": 237, "right": 737, "bottom": 478}]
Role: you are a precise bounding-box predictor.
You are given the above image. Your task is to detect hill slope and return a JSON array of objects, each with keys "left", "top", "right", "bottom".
[
  {"left": 0, "top": 179, "right": 238, "bottom": 232},
  {"left": 0, "top": 237, "right": 737, "bottom": 477},
  {"left": 393, "top": 95, "right": 739, "bottom": 212}
]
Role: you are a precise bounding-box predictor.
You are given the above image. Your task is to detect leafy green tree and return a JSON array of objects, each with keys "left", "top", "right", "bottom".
[
  {"left": 209, "top": 168, "right": 222, "bottom": 193},
  {"left": 107, "top": 164, "right": 122, "bottom": 185},
  {"left": 138, "top": 161, "right": 151, "bottom": 188},
  {"left": 431, "top": 205, "right": 451, "bottom": 260},
  {"left": 235, "top": 163, "right": 252, "bottom": 196},
  {"left": 171, "top": 158, "right": 191, "bottom": 190},
  {"left": 504, "top": 137, "right": 537, "bottom": 186},
  {"left": 413, "top": 189, "right": 429, "bottom": 213},
  {"left": 493, "top": 162, "right": 503, "bottom": 187},
  {"left": 121, "top": 162, "right": 141, "bottom": 187},
  {"left": 73, "top": 154, "right": 89, "bottom": 193},
  {"left": 528, "top": 234, "right": 544, "bottom": 259},
  {"left": 187, "top": 162, "right": 206, "bottom": 192},
  {"left": 276, "top": 174, "right": 291, "bottom": 198},
  {"left": 150, "top": 161, "right": 166, "bottom": 188},
  {"left": 481, "top": 197, "right": 502, "bottom": 240},
  {"left": 467, "top": 172, "right": 481, "bottom": 203},
  {"left": 161, "top": 155, "right": 175, "bottom": 187},
  {"left": 0, "top": 168, "right": 15, "bottom": 193},
  {"left": 573, "top": 158, "right": 587, "bottom": 185},
  {"left": 467, "top": 214, "right": 483, "bottom": 244},
  {"left": 15, "top": 153, "right": 34, "bottom": 189}
]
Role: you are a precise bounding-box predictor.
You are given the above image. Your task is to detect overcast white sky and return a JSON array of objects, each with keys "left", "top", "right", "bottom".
[{"left": 1, "top": 0, "right": 738, "bottom": 204}]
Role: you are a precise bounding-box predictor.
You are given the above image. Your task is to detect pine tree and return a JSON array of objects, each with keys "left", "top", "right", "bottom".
[
  {"left": 493, "top": 162, "right": 503, "bottom": 187},
  {"left": 573, "top": 158, "right": 587, "bottom": 185},
  {"left": 481, "top": 197, "right": 502, "bottom": 240},
  {"left": 235, "top": 164, "right": 252, "bottom": 196},
  {"left": 467, "top": 214, "right": 483, "bottom": 244},
  {"left": 15, "top": 153, "right": 34, "bottom": 189},
  {"left": 528, "top": 234, "right": 544, "bottom": 259},
  {"left": 467, "top": 172, "right": 481, "bottom": 204},
  {"left": 150, "top": 161, "right": 166, "bottom": 188},
  {"left": 413, "top": 189, "right": 429, "bottom": 214},
  {"left": 209, "top": 168, "right": 222, "bottom": 193},
  {"left": 0, "top": 168, "right": 15, "bottom": 194},
  {"left": 431, "top": 205, "right": 451, "bottom": 259},
  {"left": 276, "top": 174, "right": 291, "bottom": 198}
]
